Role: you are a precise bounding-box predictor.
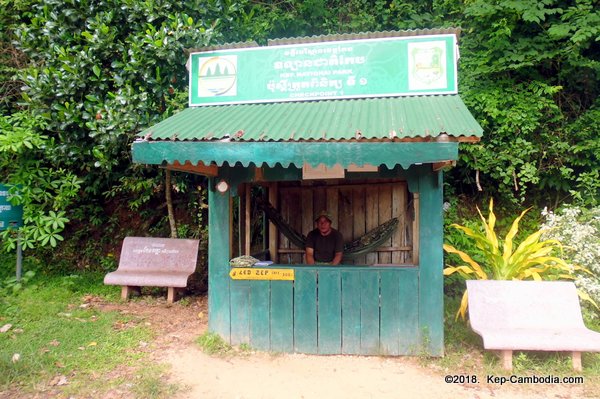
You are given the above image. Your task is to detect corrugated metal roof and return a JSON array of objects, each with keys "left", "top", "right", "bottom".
[
  {"left": 266, "top": 28, "right": 461, "bottom": 47},
  {"left": 185, "top": 28, "right": 461, "bottom": 54},
  {"left": 139, "top": 95, "right": 482, "bottom": 142}
]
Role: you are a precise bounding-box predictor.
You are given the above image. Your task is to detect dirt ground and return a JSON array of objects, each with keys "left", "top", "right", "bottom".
[
  {"left": 98, "top": 294, "right": 594, "bottom": 399},
  {"left": 4, "top": 294, "right": 594, "bottom": 399}
]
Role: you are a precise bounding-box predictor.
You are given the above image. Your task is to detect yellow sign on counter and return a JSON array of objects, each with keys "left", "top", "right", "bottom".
[{"left": 229, "top": 268, "right": 295, "bottom": 281}]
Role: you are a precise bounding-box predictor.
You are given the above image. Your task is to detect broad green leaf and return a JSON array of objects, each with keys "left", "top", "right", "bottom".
[{"left": 443, "top": 244, "right": 488, "bottom": 279}]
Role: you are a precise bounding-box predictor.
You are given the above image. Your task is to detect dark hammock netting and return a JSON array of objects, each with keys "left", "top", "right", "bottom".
[{"left": 257, "top": 197, "right": 399, "bottom": 259}]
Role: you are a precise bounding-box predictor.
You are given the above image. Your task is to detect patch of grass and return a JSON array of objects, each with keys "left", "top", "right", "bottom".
[
  {"left": 196, "top": 331, "right": 234, "bottom": 356},
  {"left": 0, "top": 272, "right": 152, "bottom": 395},
  {"left": 130, "top": 364, "right": 183, "bottom": 399},
  {"left": 196, "top": 332, "right": 253, "bottom": 358}
]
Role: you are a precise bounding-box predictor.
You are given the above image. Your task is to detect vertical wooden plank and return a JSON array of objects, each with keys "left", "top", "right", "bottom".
[
  {"left": 399, "top": 268, "right": 420, "bottom": 355},
  {"left": 391, "top": 183, "right": 405, "bottom": 264},
  {"left": 294, "top": 269, "right": 318, "bottom": 354},
  {"left": 417, "top": 169, "right": 444, "bottom": 356},
  {"left": 313, "top": 187, "right": 327, "bottom": 217},
  {"left": 268, "top": 182, "right": 279, "bottom": 263},
  {"left": 412, "top": 193, "right": 420, "bottom": 265},
  {"left": 360, "top": 271, "right": 380, "bottom": 355},
  {"left": 379, "top": 269, "right": 400, "bottom": 355},
  {"left": 278, "top": 189, "right": 292, "bottom": 264},
  {"left": 230, "top": 281, "right": 250, "bottom": 345},
  {"left": 289, "top": 189, "right": 303, "bottom": 263},
  {"left": 352, "top": 187, "right": 366, "bottom": 265},
  {"left": 245, "top": 183, "right": 251, "bottom": 255},
  {"left": 318, "top": 269, "right": 342, "bottom": 354},
  {"left": 338, "top": 187, "right": 353, "bottom": 260},
  {"left": 301, "top": 189, "right": 314, "bottom": 264},
  {"left": 208, "top": 185, "right": 231, "bottom": 340},
  {"left": 249, "top": 280, "right": 271, "bottom": 351},
  {"left": 326, "top": 186, "right": 339, "bottom": 231},
  {"left": 341, "top": 270, "right": 361, "bottom": 354},
  {"left": 230, "top": 195, "right": 236, "bottom": 259},
  {"left": 270, "top": 281, "right": 294, "bottom": 353},
  {"left": 378, "top": 185, "right": 392, "bottom": 264},
  {"left": 365, "top": 187, "right": 379, "bottom": 265}
]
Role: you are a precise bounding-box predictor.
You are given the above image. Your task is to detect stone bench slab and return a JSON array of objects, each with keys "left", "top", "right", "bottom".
[
  {"left": 104, "top": 237, "right": 199, "bottom": 303},
  {"left": 466, "top": 280, "right": 600, "bottom": 371}
]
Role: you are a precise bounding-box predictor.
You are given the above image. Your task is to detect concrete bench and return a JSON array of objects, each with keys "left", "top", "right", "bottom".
[
  {"left": 466, "top": 280, "right": 600, "bottom": 371},
  {"left": 104, "top": 237, "right": 200, "bottom": 303}
]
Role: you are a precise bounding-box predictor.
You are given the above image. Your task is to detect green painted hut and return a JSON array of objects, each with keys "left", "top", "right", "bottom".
[{"left": 132, "top": 30, "right": 482, "bottom": 356}]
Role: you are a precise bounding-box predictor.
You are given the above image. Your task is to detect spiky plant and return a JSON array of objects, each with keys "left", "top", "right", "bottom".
[{"left": 444, "top": 199, "right": 581, "bottom": 320}]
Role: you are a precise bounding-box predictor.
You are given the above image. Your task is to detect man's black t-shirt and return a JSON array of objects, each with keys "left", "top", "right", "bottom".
[{"left": 305, "top": 228, "right": 344, "bottom": 262}]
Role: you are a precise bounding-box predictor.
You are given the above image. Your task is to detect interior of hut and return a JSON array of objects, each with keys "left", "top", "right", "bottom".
[{"left": 233, "top": 174, "right": 417, "bottom": 267}]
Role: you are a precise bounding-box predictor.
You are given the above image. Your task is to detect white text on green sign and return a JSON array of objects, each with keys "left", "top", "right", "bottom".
[
  {"left": 190, "top": 34, "right": 457, "bottom": 106},
  {"left": 0, "top": 184, "right": 23, "bottom": 231}
]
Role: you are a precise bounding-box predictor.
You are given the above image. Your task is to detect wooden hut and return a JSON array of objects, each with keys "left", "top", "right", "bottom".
[{"left": 132, "top": 30, "right": 482, "bottom": 356}]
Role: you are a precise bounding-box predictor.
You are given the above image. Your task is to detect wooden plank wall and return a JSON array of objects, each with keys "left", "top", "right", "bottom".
[
  {"left": 277, "top": 179, "right": 414, "bottom": 265},
  {"left": 229, "top": 267, "right": 420, "bottom": 355}
]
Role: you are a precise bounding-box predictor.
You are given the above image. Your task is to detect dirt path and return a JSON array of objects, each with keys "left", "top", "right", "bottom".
[{"left": 101, "top": 295, "right": 593, "bottom": 399}]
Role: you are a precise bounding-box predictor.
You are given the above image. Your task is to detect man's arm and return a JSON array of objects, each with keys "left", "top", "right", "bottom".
[
  {"left": 331, "top": 251, "right": 343, "bottom": 265},
  {"left": 305, "top": 247, "right": 315, "bottom": 264}
]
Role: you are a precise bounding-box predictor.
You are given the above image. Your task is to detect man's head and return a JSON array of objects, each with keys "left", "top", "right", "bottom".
[{"left": 315, "top": 210, "right": 333, "bottom": 236}]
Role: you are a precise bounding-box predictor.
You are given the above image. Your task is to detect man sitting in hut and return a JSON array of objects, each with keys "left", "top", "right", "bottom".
[{"left": 305, "top": 211, "right": 344, "bottom": 265}]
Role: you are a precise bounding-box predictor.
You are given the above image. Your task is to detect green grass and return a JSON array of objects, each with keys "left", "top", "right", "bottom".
[
  {"left": 0, "top": 271, "right": 160, "bottom": 396},
  {"left": 196, "top": 331, "right": 253, "bottom": 357},
  {"left": 196, "top": 331, "right": 235, "bottom": 355}
]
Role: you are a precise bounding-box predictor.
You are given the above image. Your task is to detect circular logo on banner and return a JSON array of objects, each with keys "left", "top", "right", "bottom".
[{"left": 197, "top": 56, "right": 237, "bottom": 97}]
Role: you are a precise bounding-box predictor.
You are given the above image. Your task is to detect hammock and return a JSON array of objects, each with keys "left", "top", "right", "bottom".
[{"left": 257, "top": 198, "right": 399, "bottom": 259}]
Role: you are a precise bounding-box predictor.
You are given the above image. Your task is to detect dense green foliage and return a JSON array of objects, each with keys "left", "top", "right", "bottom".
[
  {"left": 454, "top": 0, "right": 600, "bottom": 206},
  {"left": 0, "top": 0, "right": 598, "bottom": 270}
]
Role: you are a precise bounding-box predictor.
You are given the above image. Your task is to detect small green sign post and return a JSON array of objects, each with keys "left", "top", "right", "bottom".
[{"left": 0, "top": 184, "right": 24, "bottom": 280}]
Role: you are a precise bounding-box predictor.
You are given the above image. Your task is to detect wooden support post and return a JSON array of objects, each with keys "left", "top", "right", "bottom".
[
  {"left": 501, "top": 350, "right": 513, "bottom": 370},
  {"left": 572, "top": 351, "right": 582, "bottom": 371}
]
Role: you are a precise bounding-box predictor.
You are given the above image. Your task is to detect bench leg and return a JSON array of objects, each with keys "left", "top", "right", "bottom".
[
  {"left": 167, "top": 287, "right": 178, "bottom": 304},
  {"left": 121, "top": 286, "right": 141, "bottom": 301},
  {"left": 121, "top": 286, "right": 131, "bottom": 301},
  {"left": 572, "top": 351, "right": 582, "bottom": 371},
  {"left": 500, "top": 350, "right": 513, "bottom": 371}
]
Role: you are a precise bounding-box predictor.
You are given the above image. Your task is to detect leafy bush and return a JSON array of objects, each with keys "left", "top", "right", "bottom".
[{"left": 541, "top": 206, "right": 600, "bottom": 308}]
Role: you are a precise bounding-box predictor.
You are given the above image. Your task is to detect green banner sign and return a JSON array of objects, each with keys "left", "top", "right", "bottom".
[
  {"left": 189, "top": 34, "right": 457, "bottom": 106},
  {"left": 0, "top": 184, "right": 23, "bottom": 231}
]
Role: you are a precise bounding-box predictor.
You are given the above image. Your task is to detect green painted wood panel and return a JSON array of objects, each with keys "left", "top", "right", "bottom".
[
  {"left": 341, "top": 271, "right": 361, "bottom": 354},
  {"left": 318, "top": 269, "right": 342, "bottom": 354},
  {"left": 399, "top": 268, "right": 420, "bottom": 354},
  {"left": 294, "top": 269, "right": 318, "bottom": 354},
  {"left": 249, "top": 280, "right": 271, "bottom": 351},
  {"left": 379, "top": 270, "right": 401, "bottom": 355},
  {"left": 133, "top": 141, "right": 461, "bottom": 171},
  {"left": 207, "top": 186, "right": 231, "bottom": 340},
  {"left": 417, "top": 167, "right": 444, "bottom": 356},
  {"left": 360, "top": 271, "right": 380, "bottom": 355},
  {"left": 230, "top": 281, "right": 250, "bottom": 345},
  {"left": 270, "top": 281, "right": 294, "bottom": 352}
]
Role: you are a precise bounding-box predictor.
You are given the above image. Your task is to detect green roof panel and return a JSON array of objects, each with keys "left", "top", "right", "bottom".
[{"left": 139, "top": 96, "right": 482, "bottom": 142}]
